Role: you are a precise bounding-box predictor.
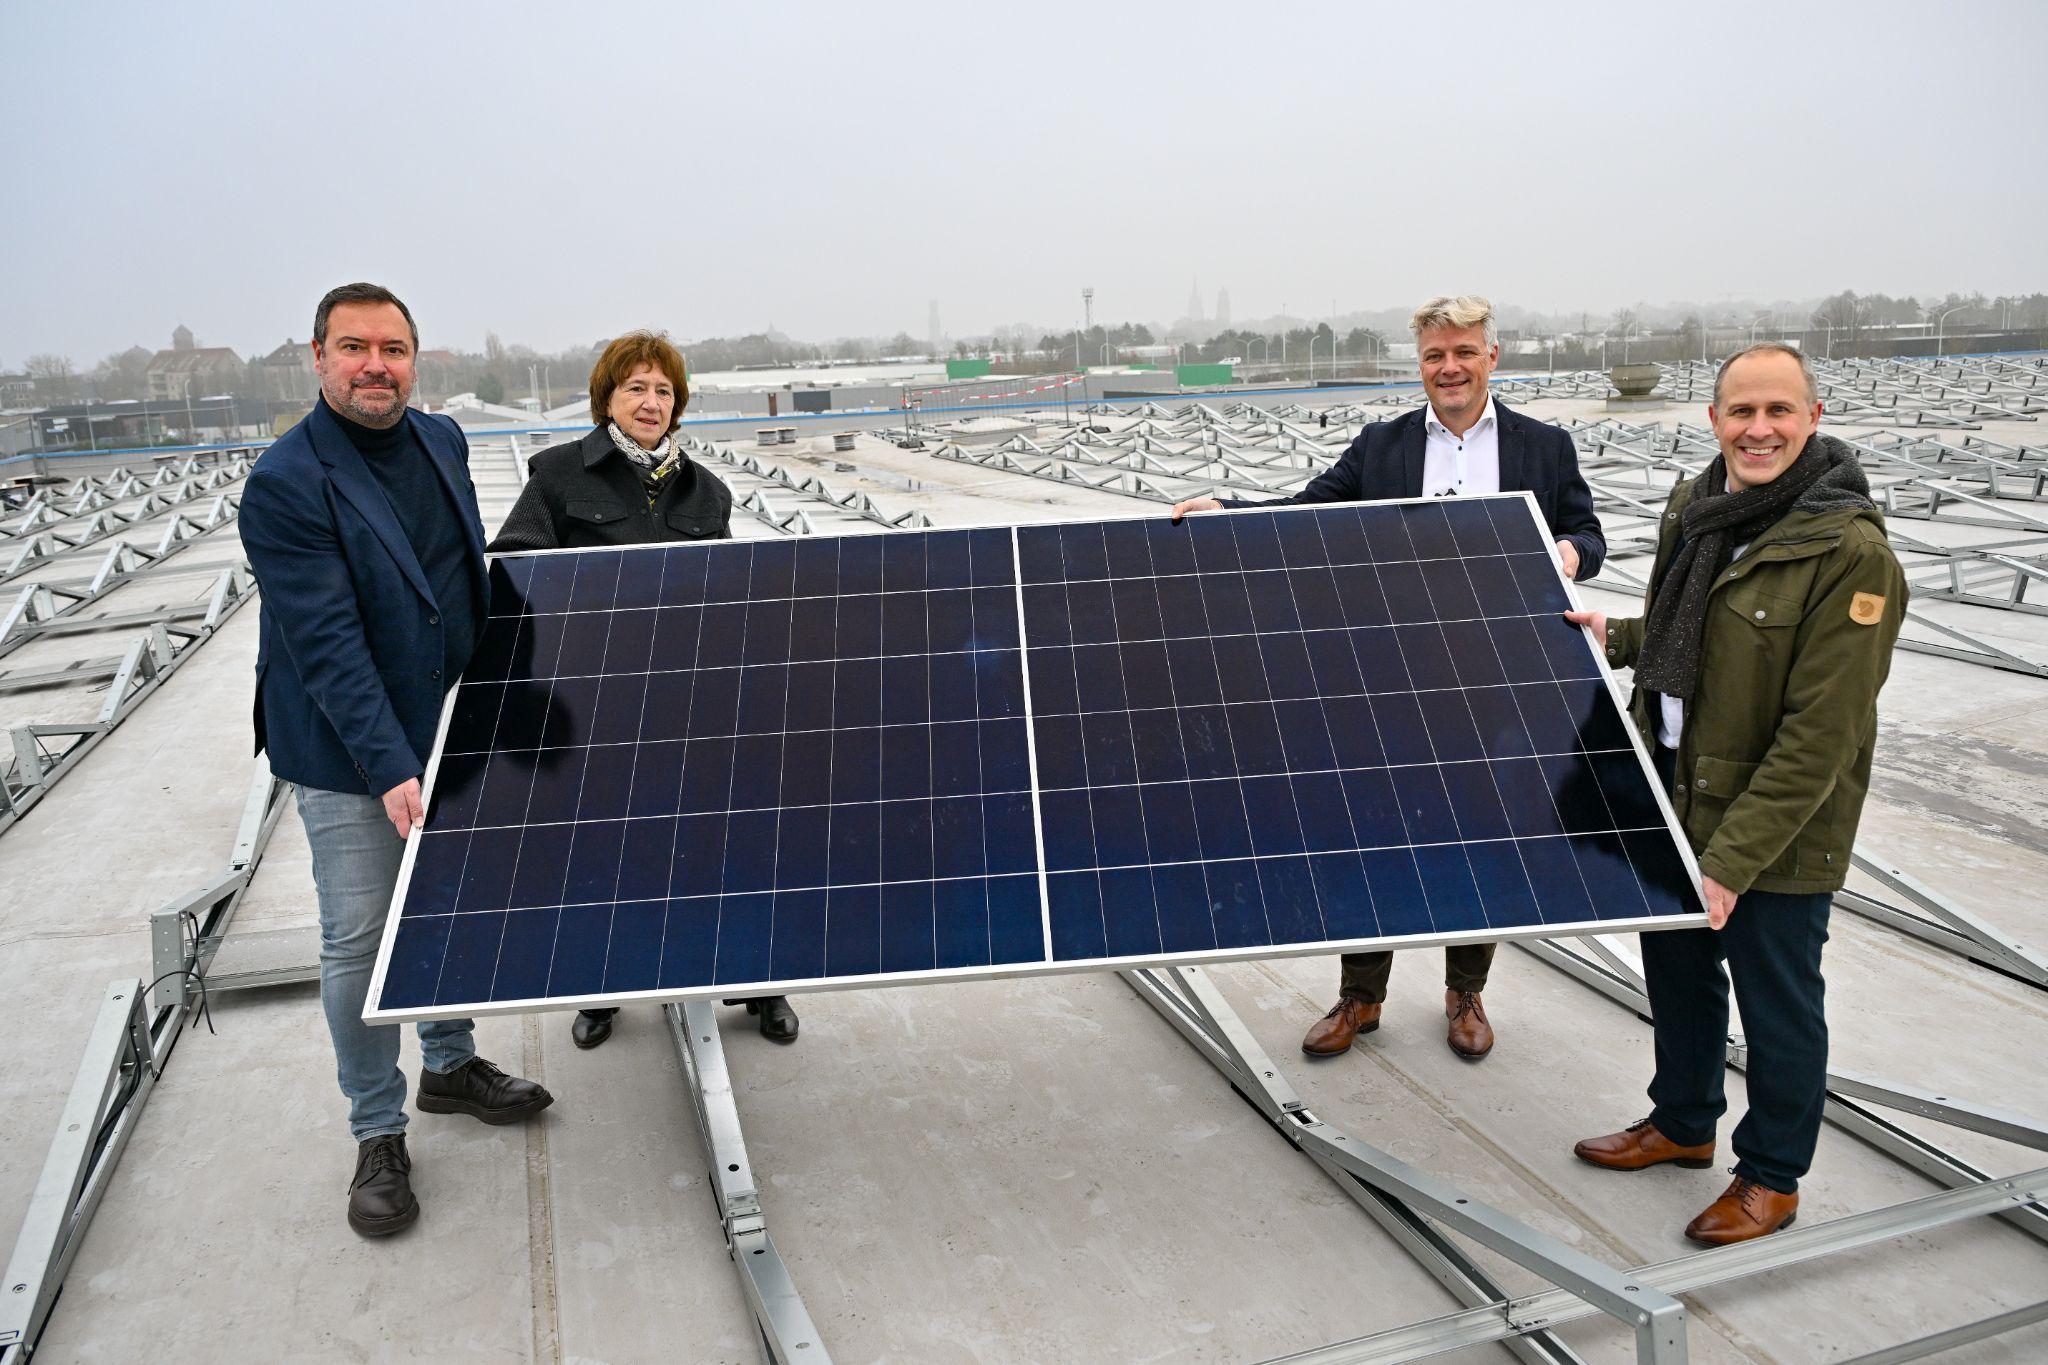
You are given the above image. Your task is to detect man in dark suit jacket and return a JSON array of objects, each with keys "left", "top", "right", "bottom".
[
  {"left": 1172, "top": 294, "right": 1605, "bottom": 1063},
  {"left": 240, "top": 283, "right": 553, "bottom": 1240}
]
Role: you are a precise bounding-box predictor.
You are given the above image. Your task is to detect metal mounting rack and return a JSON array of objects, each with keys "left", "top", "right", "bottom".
[
  {"left": 0, "top": 560, "right": 255, "bottom": 836},
  {"left": 490, "top": 430, "right": 932, "bottom": 539},
  {"left": 0, "top": 449, "right": 259, "bottom": 838},
  {"left": 10, "top": 748, "right": 2041, "bottom": 1365},
  {"left": 931, "top": 385, "right": 2048, "bottom": 678},
  {"left": 6, "top": 391, "right": 2044, "bottom": 1357},
  {"left": 0, "top": 761, "right": 291, "bottom": 1363},
  {"left": 584, "top": 955, "right": 2048, "bottom": 1364}
]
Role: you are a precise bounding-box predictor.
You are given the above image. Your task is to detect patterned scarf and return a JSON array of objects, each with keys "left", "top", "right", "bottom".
[
  {"left": 1635, "top": 433, "right": 1873, "bottom": 701},
  {"left": 606, "top": 421, "right": 684, "bottom": 505}
]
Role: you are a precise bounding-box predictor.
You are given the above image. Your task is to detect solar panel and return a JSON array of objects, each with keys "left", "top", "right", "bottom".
[{"left": 367, "top": 494, "right": 1703, "bottom": 1022}]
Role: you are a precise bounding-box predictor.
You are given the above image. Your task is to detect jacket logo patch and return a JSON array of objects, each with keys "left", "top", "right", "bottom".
[{"left": 1849, "top": 591, "right": 1885, "bottom": 626}]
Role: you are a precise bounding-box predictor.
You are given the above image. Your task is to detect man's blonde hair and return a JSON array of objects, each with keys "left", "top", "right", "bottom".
[{"left": 1410, "top": 295, "right": 1497, "bottom": 349}]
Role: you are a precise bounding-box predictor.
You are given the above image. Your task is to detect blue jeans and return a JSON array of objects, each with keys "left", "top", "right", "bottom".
[{"left": 298, "top": 786, "right": 476, "bottom": 1141}]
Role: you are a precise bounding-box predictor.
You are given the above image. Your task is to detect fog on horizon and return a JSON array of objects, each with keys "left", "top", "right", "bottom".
[{"left": 4, "top": 0, "right": 2044, "bottom": 365}]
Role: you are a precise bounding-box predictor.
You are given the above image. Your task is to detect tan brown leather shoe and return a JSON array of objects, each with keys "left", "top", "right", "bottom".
[
  {"left": 1684, "top": 1175, "right": 1798, "bottom": 1245},
  {"left": 1445, "top": 990, "right": 1494, "bottom": 1059},
  {"left": 1573, "top": 1118, "right": 1717, "bottom": 1171},
  {"left": 1302, "top": 997, "right": 1381, "bottom": 1057}
]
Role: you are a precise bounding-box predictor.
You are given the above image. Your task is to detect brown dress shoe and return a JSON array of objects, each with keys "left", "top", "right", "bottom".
[
  {"left": 1685, "top": 1175, "right": 1798, "bottom": 1245},
  {"left": 1302, "top": 997, "right": 1381, "bottom": 1057},
  {"left": 1574, "top": 1118, "right": 1717, "bottom": 1171},
  {"left": 1445, "top": 990, "right": 1494, "bottom": 1059}
]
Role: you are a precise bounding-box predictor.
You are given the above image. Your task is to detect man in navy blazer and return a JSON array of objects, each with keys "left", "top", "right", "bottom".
[
  {"left": 241, "top": 283, "right": 553, "bottom": 1239},
  {"left": 1172, "top": 294, "right": 1605, "bottom": 1064}
]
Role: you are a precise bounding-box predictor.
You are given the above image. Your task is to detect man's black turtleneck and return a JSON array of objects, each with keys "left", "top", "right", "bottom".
[{"left": 322, "top": 396, "right": 480, "bottom": 690}]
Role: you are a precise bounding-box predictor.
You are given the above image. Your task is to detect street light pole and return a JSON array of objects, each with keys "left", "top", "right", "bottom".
[
  {"left": 1308, "top": 333, "right": 1321, "bottom": 383},
  {"left": 1080, "top": 285, "right": 1094, "bottom": 380},
  {"left": 1935, "top": 303, "right": 1967, "bottom": 358}
]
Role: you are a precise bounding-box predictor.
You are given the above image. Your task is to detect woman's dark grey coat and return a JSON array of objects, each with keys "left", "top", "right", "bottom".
[{"left": 486, "top": 425, "right": 733, "bottom": 553}]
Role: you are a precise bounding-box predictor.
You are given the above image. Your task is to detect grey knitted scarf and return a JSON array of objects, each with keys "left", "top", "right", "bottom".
[{"left": 1635, "top": 433, "right": 1874, "bottom": 701}]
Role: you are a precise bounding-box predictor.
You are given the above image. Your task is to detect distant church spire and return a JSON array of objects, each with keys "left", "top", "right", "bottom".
[{"left": 1187, "top": 278, "right": 1205, "bottom": 323}]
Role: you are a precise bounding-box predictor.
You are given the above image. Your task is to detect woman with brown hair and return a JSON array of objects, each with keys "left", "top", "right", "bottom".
[{"left": 489, "top": 330, "right": 799, "bottom": 1049}]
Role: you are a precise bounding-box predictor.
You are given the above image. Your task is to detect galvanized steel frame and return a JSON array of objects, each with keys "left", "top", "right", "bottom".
[
  {"left": 0, "top": 560, "right": 256, "bottom": 836},
  {"left": 1, "top": 762, "right": 290, "bottom": 1363},
  {"left": 0, "top": 449, "right": 257, "bottom": 838},
  {"left": 1497, "top": 931, "right": 2048, "bottom": 1359},
  {"left": 491, "top": 430, "right": 931, "bottom": 538},
  {"left": 936, "top": 395, "right": 2048, "bottom": 675},
  {"left": 680, "top": 433, "right": 933, "bottom": 534},
  {"left": 8, "top": 789, "right": 2041, "bottom": 1363},
  {"left": 665, "top": 1002, "right": 830, "bottom": 1364},
  {"left": 1129, "top": 954, "right": 2046, "bottom": 1364},
  {"left": 0, "top": 980, "right": 159, "bottom": 1365}
]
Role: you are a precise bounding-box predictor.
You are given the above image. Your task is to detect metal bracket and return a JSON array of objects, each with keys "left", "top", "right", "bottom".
[
  {"left": 664, "top": 1002, "right": 829, "bottom": 1364},
  {"left": 1838, "top": 854, "right": 2047, "bottom": 987},
  {"left": 1124, "top": 965, "right": 1686, "bottom": 1364},
  {"left": 0, "top": 981, "right": 158, "bottom": 1365}
]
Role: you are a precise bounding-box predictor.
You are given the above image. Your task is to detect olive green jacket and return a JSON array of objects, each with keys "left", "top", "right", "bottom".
[{"left": 1604, "top": 482, "right": 1907, "bottom": 896}]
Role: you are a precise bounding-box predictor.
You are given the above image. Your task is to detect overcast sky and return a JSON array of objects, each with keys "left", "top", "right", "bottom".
[{"left": 4, "top": 0, "right": 2043, "bottom": 364}]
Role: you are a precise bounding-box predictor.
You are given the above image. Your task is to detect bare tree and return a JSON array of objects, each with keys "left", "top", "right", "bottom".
[
  {"left": 24, "top": 353, "right": 79, "bottom": 402},
  {"left": 92, "top": 348, "right": 152, "bottom": 401}
]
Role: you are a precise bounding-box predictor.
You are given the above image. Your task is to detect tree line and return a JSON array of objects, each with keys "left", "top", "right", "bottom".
[{"left": 10, "top": 290, "right": 2044, "bottom": 407}]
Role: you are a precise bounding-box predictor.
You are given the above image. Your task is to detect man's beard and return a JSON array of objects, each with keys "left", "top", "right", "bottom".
[{"left": 327, "top": 378, "right": 409, "bottom": 428}]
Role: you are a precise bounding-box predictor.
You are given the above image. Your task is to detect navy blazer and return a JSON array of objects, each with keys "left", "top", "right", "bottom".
[
  {"left": 241, "top": 402, "right": 489, "bottom": 796},
  {"left": 1226, "top": 400, "right": 1606, "bottom": 579}
]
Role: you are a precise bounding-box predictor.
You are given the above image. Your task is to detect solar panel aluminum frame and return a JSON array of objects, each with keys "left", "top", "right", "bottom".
[{"left": 364, "top": 492, "right": 1706, "bottom": 1023}]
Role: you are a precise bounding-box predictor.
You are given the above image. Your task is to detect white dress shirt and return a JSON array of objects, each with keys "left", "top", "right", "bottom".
[
  {"left": 1421, "top": 395, "right": 1501, "bottom": 498},
  {"left": 1656, "top": 534, "right": 1753, "bottom": 748}
]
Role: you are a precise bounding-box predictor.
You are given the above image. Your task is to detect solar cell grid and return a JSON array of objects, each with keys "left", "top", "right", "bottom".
[
  {"left": 368, "top": 494, "right": 1703, "bottom": 1022},
  {"left": 1011, "top": 497, "right": 1693, "bottom": 966},
  {"left": 379, "top": 529, "right": 1048, "bottom": 1014}
]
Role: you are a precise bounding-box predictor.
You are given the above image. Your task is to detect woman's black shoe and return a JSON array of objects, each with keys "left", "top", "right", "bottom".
[
  {"left": 571, "top": 1008, "right": 617, "bottom": 1050},
  {"left": 747, "top": 996, "right": 799, "bottom": 1044}
]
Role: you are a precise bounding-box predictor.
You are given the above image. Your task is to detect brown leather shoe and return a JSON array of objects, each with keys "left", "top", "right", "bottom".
[
  {"left": 1685, "top": 1175, "right": 1798, "bottom": 1245},
  {"left": 1445, "top": 990, "right": 1494, "bottom": 1059},
  {"left": 1574, "top": 1118, "right": 1717, "bottom": 1171},
  {"left": 1302, "top": 997, "right": 1381, "bottom": 1057}
]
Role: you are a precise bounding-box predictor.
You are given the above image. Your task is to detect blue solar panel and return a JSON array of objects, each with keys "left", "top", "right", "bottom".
[
  {"left": 368, "top": 495, "right": 1703, "bottom": 1022},
  {"left": 374, "top": 529, "right": 1046, "bottom": 1016},
  {"left": 1010, "top": 497, "right": 1694, "bottom": 965}
]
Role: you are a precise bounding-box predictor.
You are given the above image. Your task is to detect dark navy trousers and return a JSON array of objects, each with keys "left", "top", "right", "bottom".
[{"left": 1643, "top": 745, "right": 1833, "bottom": 1193}]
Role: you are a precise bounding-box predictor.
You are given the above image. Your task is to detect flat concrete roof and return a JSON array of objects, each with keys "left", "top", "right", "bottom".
[{"left": 3, "top": 394, "right": 2044, "bottom": 1363}]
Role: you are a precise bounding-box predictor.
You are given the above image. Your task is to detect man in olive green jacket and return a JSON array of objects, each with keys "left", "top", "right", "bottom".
[{"left": 1565, "top": 344, "right": 1906, "bottom": 1247}]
